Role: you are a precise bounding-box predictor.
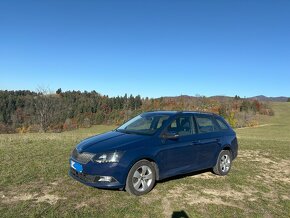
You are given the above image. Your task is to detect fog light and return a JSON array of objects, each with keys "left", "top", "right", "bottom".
[{"left": 98, "top": 176, "right": 113, "bottom": 182}]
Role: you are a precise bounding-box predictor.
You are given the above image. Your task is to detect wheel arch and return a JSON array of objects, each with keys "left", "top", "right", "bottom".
[{"left": 222, "top": 145, "right": 233, "bottom": 157}]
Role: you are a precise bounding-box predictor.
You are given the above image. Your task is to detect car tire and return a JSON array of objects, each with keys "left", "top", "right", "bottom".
[
  {"left": 125, "top": 160, "right": 156, "bottom": 196},
  {"left": 213, "top": 150, "right": 232, "bottom": 176}
]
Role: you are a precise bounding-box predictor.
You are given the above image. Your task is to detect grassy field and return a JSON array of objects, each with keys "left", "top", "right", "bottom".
[{"left": 1, "top": 103, "right": 290, "bottom": 217}]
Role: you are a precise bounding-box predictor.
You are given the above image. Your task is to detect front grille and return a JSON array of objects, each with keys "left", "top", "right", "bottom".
[
  {"left": 71, "top": 148, "right": 95, "bottom": 164},
  {"left": 70, "top": 168, "right": 96, "bottom": 183}
]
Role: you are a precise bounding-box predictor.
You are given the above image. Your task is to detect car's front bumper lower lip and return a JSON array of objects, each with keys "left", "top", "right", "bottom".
[{"left": 69, "top": 168, "right": 124, "bottom": 189}]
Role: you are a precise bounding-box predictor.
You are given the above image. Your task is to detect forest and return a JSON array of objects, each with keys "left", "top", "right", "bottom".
[{"left": 0, "top": 89, "right": 274, "bottom": 133}]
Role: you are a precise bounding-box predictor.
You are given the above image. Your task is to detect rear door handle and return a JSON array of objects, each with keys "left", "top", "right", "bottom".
[
  {"left": 194, "top": 138, "right": 220, "bottom": 144},
  {"left": 191, "top": 140, "right": 200, "bottom": 145}
]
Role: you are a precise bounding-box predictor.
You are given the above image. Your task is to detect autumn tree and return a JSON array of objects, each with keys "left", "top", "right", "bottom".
[
  {"left": 0, "top": 89, "right": 274, "bottom": 133},
  {"left": 34, "top": 87, "right": 59, "bottom": 132}
]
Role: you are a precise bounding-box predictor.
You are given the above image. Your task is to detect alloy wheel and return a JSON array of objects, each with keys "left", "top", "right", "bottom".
[{"left": 132, "top": 165, "right": 153, "bottom": 192}]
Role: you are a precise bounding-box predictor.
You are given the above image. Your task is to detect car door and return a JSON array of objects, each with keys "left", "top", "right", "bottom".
[
  {"left": 157, "top": 115, "right": 198, "bottom": 178},
  {"left": 194, "top": 114, "right": 221, "bottom": 169}
]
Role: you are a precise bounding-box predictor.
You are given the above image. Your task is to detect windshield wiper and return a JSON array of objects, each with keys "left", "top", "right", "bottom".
[{"left": 116, "top": 129, "right": 134, "bottom": 134}]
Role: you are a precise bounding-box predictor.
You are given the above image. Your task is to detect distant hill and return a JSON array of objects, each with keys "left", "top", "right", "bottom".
[
  {"left": 249, "top": 95, "right": 289, "bottom": 102},
  {"left": 162, "top": 95, "right": 289, "bottom": 102}
]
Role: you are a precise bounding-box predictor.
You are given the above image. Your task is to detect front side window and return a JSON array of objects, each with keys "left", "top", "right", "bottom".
[
  {"left": 167, "top": 116, "right": 195, "bottom": 136},
  {"left": 195, "top": 115, "right": 220, "bottom": 133},
  {"left": 117, "top": 114, "right": 170, "bottom": 135}
]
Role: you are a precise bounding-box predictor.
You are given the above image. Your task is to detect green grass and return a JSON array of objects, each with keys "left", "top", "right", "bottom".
[{"left": 1, "top": 103, "right": 290, "bottom": 217}]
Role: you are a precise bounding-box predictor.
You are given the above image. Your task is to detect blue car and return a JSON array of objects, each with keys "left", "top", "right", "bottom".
[{"left": 69, "top": 111, "right": 238, "bottom": 195}]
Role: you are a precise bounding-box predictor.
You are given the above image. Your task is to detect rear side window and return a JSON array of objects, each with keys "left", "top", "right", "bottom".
[
  {"left": 215, "top": 117, "right": 229, "bottom": 130},
  {"left": 195, "top": 115, "right": 220, "bottom": 133}
]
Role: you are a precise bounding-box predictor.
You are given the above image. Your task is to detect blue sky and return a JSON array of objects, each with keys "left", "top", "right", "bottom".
[{"left": 0, "top": 0, "right": 289, "bottom": 98}]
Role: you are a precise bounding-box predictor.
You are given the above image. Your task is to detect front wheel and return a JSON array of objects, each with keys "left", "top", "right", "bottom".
[
  {"left": 125, "top": 160, "right": 156, "bottom": 196},
  {"left": 213, "top": 150, "right": 232, "bottom": 176}
]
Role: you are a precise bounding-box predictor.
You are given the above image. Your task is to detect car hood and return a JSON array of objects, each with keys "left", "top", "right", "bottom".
[{"left": 76, "top": 130, "right": 149, "bottom": 153}]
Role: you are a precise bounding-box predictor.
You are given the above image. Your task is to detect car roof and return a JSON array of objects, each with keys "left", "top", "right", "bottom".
[
  {"left": 143, "top": 111, "right": 216, "bottom": 116},
  {"left": 142, "top": 111, "right": 178, "bottom": 115}
]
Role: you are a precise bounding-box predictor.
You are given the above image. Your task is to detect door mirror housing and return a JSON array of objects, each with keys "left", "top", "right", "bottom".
[{"left": 162, "top": 132, "right": 179, "bottom": 140}]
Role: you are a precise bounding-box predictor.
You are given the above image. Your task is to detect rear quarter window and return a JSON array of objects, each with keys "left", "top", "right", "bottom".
[{"left": 215, "top": 117, "right": 230, "bottom": 130}]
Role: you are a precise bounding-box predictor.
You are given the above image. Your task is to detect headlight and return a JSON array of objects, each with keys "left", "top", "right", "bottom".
[{"left": 93, "top": 151, "right": 123, "bottom": 163}]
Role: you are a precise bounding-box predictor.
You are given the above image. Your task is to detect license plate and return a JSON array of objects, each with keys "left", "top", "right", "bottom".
[{"left": 70, "top": 160, "right": 83, "bottom": 173}]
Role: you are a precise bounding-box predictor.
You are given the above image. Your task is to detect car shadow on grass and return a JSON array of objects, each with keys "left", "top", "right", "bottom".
[
  {"left": 87, "top": 169, "right": 213, "bottom": 194},
  {"left": 158, "top": 168, "right": 212, "bottom": 184}
]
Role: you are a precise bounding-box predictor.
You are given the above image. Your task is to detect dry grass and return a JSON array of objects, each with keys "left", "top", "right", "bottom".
[{"left": 0, "top": 103, "right": 290, "bottom": 217}]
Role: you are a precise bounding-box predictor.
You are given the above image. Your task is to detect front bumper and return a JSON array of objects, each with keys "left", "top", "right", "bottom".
[
  {"left": 69, "top": 168, "right": 123, "bottom": 189},
  {"left": 68, "top": 158, "right": 127, "bottom": 189}
]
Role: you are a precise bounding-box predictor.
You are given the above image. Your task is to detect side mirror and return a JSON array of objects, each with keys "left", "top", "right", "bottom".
[{"left": 162, "top": 132, "right": 179, "bottom": 140}]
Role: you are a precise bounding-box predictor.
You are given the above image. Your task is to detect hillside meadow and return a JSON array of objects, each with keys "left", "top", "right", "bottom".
[{"left": 0, "top": 102, "right": 289, "bottom": 217}]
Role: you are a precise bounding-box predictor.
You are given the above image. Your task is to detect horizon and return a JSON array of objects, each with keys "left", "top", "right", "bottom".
[
  {"left": 0, "top": 1, "right": 289, "bottom": 97},
  {"left": 0, "top": 88, "right": 288, "bottom": 99}
]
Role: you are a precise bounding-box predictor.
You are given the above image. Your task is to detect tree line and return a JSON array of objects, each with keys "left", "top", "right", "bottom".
[{"left": 0, "top": 89, "right": 274, "bottom": 133}]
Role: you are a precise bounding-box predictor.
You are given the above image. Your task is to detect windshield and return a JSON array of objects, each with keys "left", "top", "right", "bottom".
[{"left": 117, "top": 114, "right": 170, "bottom": 135}]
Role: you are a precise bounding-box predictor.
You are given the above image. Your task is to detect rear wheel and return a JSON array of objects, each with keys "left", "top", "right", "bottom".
[
  {"left": 125, "top": 160, "right": 156, "bottom": 196},
  {"left": 213, "top": 150, "right": 232, "bottom": 176}
]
